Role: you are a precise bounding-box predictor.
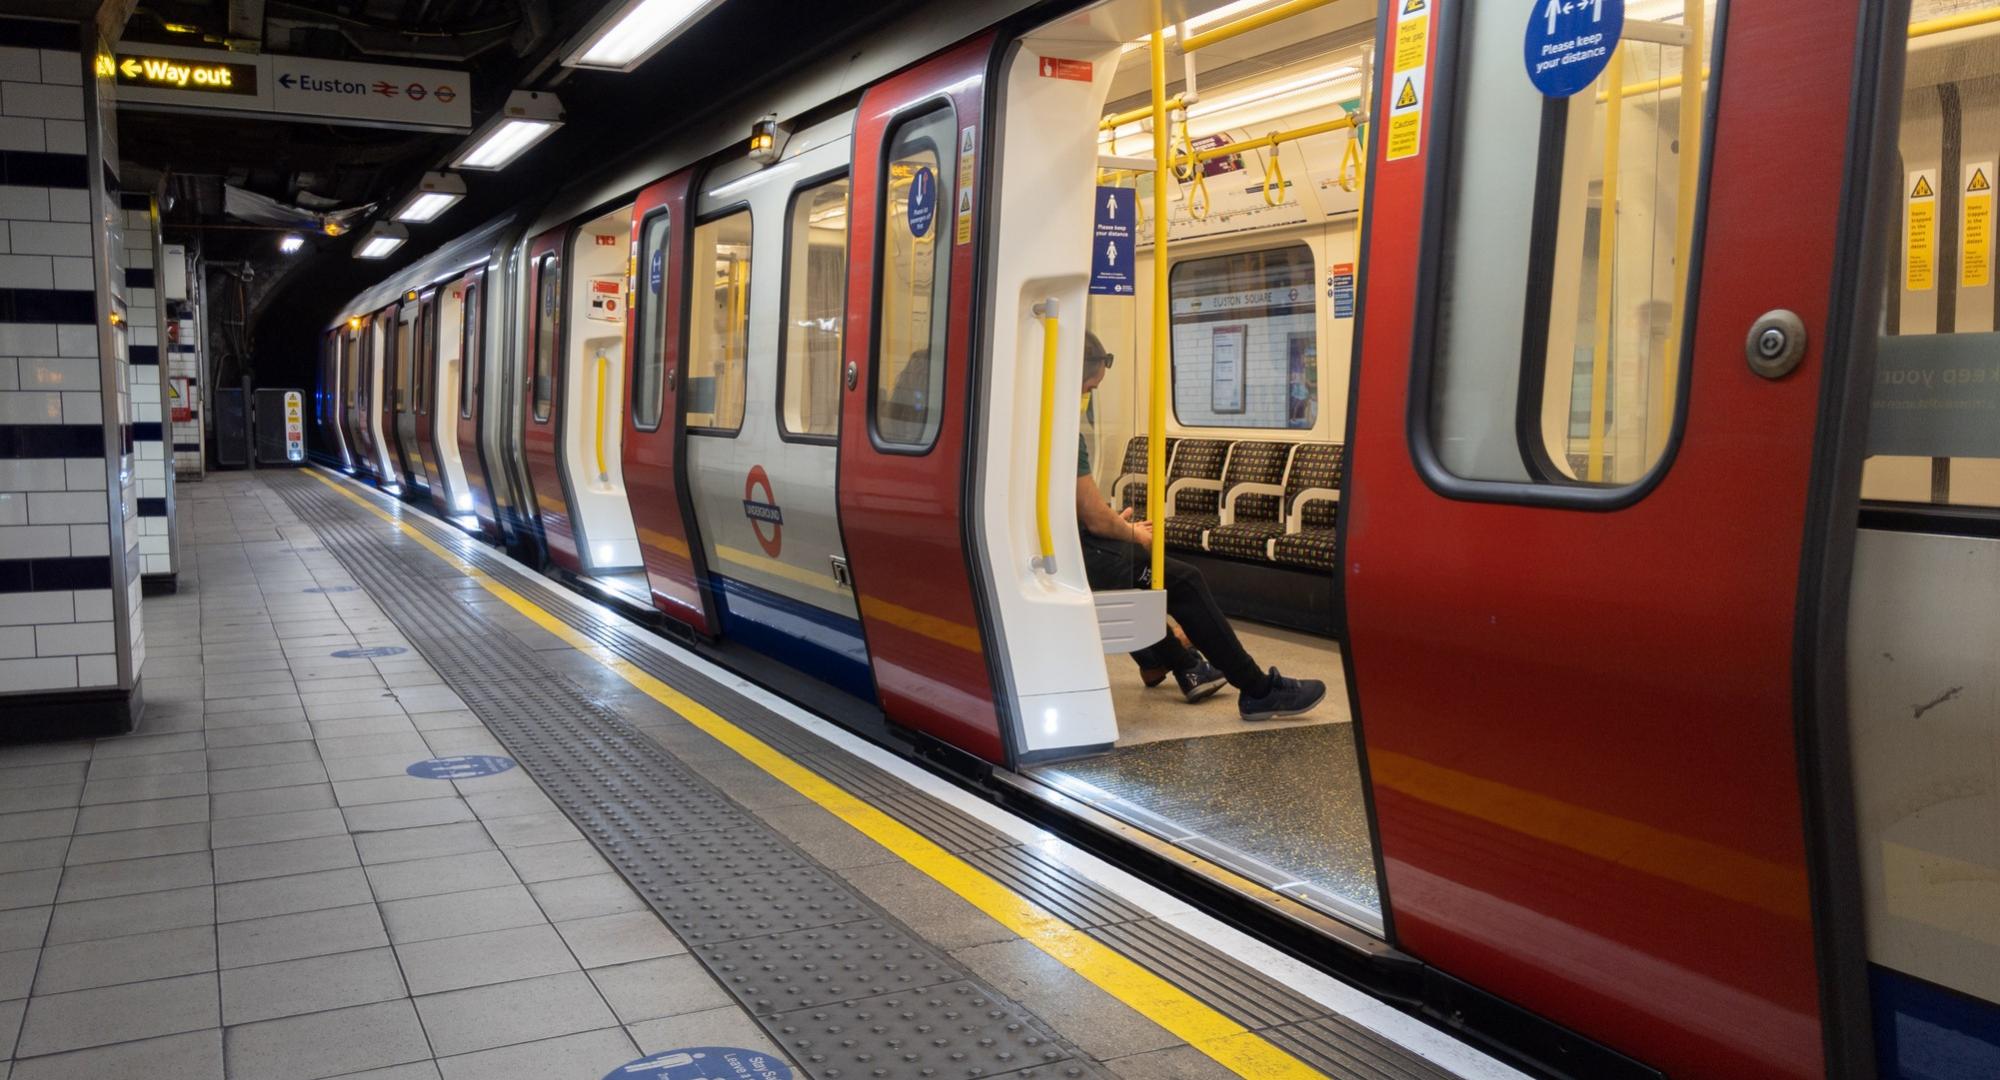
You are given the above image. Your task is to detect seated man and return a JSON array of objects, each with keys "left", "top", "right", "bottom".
[{"left": 1074, "top": 333, "right": 1326, "bottom": 721}]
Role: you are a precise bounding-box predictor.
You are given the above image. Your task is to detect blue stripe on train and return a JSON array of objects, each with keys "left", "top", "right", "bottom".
[
  {"left": 711, "top": 575, "right": 875, "bottom": 702},
  {"left": 1873, "top": 964, "right": 2000, "bottom": 1079}
]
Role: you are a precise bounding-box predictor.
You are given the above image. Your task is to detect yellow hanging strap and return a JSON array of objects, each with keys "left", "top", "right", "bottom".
[
  {"left": 1261, "top": 135, "right": 1286, "bottom": 206},
  {"left": 1175, "top": 116, "right": 1208, "bottom": 221},
  {"left": 1338, "top": 131, "right": 1361, "bottom": 192}
]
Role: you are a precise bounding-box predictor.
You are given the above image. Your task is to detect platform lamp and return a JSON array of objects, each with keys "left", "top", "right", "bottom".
[
  {"left": 451, "top": 91, "right": 565, "bottom": 171},
  {"left": 393, "top": 172, "right": 468, "bottom": 223},
  {"left": 563, "top": 0, "right": 728, "bottom": 72},
  {"left": 353, "top": 222, "right": 409, "bottom": 260}
]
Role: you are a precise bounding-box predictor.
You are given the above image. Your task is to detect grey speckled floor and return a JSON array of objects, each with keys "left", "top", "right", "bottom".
[{"left": 1041, "top": 723, "right": 1379, "bottom": 916}]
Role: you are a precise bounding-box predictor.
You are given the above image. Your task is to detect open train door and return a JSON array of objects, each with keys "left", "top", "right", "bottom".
[
  {"left": 836, "top": 36, "right": 1009, "bottom": 763},
  {"left": 1341, "top": 1, "right": 1904, "bottom": 1078},
  {"left": 624, "top": 171, "right": 716, "bottom": 635}
]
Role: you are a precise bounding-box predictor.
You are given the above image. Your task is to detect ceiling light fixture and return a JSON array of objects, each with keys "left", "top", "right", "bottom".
[
  {"left": 451, "top": 91, "right": 564, "bottom": 171},
  {"left": 565, "top": 0, "right": 726, "bottom": 72},
  {"left": 278, "top": 233, "right": 304, "bottom": 254},
  {"left": 353, "top": 222, "right": 408, "bottom": 260},
  {"left": 393, "top": 171, "right": 468, "bottom": 223}
]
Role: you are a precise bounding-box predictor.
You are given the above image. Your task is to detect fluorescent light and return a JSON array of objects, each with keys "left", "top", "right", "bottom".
[
  {"left": 354, "top": 223, "right": 408, "bottom": 260},
  {"left": 1119, "top": 0, "right": 1285, "bottom": 52},
  {"left": 566, "top": 0, "right": 722, "bottom": 72},
  {"left": 278, "top": 233, "right": 304, "bottom": 254},
  {"left": 451, "top": 91, "right": 564, "bottom": 171},
  {"left": 394, "top": 172, "right": 467, "bottom": 223},
  {"left": 1099, "top": 63, "right": 1357, "bottom": 143}
]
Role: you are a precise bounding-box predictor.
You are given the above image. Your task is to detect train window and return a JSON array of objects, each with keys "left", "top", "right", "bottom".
[
  {"left": 459, "top": 282, "right": 479, "bottom": 421},
  {"left": 687, "top": 210, "right": 753, "bottom": 433},
  {"left": 415, "top": 304, "right": 430, "bottom": 416},
  {"left": 393, "top": 314, "right": 412, "bottom": 413},
  {"left": 532, "top": 255, "right": 559, "bottom": 423},
  {"left": 632, "top": 211, "right": 670, "bottom": 431},
  {"left": 873, "top": 105, "right": 955, "bottom": 450},
  {"left": 1421, "top": 0, "right": 1716, "bottom": 492},
  {"left": 780, "top": 177, "right": 849, "bottom": 439},
  {"left": 1168, "top": 246, "right": 1318, "bottom": 429}
]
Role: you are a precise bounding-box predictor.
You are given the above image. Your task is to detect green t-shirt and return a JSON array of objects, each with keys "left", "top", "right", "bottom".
[{"left": 1077, "top": 433, "right": 1092, "bottom": 479}]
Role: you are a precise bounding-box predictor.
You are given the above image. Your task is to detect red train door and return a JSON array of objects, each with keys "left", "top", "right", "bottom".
[
  {"left": 624, "top": 172, "right": 715, "bottom": 634},
  {"left": 521, "top": 228, "right": 581, "bottom": 571},
  {"left": 414, "top": 290, "right": 451, "bottom": 514},
  {"left": 374, "top": 309, "right": 404, "bottom": 488},
  {"left": 456, "top": 271, "right": 502, "bottom": 541},
  {"left": 836, "top": 35, "right": 1006, "bottom": 763},
  {"left": 1342, "top": 2, "right": 1900, "bottom": 1078}
]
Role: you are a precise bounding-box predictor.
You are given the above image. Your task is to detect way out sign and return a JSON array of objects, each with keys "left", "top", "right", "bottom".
[
  {"left": 1090, "top": 186, "right": 1135, "bottom": 296},
  {"left": 1525, "top": 0, "right": 1624, "bottom": 98}
]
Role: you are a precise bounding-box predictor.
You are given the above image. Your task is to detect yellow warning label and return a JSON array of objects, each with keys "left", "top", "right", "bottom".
[
  {"left": 1965, "top": 162, "right": 1993, "bottom": 289},
  {"left": 1394, "top": 78, "right": 1418, "bottom": 109},
  {"left": 1386, "top": 74, "right": 1424, "bottom": 160},
  {"left": 1404, "top": 0, "right": 1424, "bottom": 11},
  {"left": 1907, "top": 169, "right": 1936, "bottom": 292},
  {"left": 1393, "top": 8, "right": 1429, "bottom": 70}
]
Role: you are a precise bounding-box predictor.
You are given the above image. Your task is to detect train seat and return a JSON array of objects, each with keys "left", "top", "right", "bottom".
[
  {"left": 1111, "top": 435, "right": 1177, "bottom": 519},
  {"left": 1206, "top": 441, "right": 1312, "bottom": 561},
  {"left": 1270, "top": 443, "right": 1344, "bottom": 571},
  {"left": 1195, "top": 440, "right": 1293, "bottom": 556},
  {"left": 1159, "top": 438, "right": 1231, "bottom": 551}
]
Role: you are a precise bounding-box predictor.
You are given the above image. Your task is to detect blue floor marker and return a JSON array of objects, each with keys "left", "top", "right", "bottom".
[
  {"left": 304, "top": 585, "right": 360, "bottom": 594},
  {"left": 603, "top": 1048, "right": 791, "bottom": 1080},
  {"left": 406, "top": 755, "right": 516, "bottom": 780},
  {"left": 331, "top": 645, "right": 407, "bottom": 658}
]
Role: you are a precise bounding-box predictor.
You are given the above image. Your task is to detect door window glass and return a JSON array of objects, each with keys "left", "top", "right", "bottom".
[
  {"left": 687, "top": 210, "right": 752, "bottom": 432},
  {"left": 459, "top": 283, "right": 479, "bottom": 420},
  {"left": 1169, "top": 245, "right": 1318, "bottom": 429},
  {"left": 1424, "top": 0, "right": 1716, "bottom": 489},
  {"left": 393, "top": 315, "right": 412, "bottom": 413},
  {"left": 415, "top": 305, "right": 431, "bottom": 415},
  {"left": 783, "top": 177, "right": 850, "bottom": 438},
  {"left": 533, "top": 256, "right": 559, "bottom": 422},
  {"left": 633, "top": 211, "right": 671, "bottom": 431},
  {"left": 874, "top": 105, "right": 955, "bottom": 449}
]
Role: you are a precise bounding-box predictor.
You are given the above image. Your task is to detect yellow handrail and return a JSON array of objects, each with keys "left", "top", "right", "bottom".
[
  {"left": 1031, "top": 299, "right": 1060, "bottom": 573},
  {"left": 1656, "top": 0, "right": 1703, "bottom": 458},
  {"left": 1586, "top": 45, "right": 1623, "bottom": 484},
  {"left": 593, "top": 353, "right": 610, "bottom": 481},
  {"left": 1101, "top": 94, "right": 1187, "bottom": 132},
  {"left": 1180, "top": 0, "right": 1338, "bottom": 52},
  {"left": 1148, "top": 6, "right": 1169, "bottom": 590}
]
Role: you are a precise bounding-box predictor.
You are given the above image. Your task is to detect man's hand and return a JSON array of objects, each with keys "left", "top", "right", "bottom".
[{"left": 1118, "top": 506, "right": 1153, "bottom": 549}]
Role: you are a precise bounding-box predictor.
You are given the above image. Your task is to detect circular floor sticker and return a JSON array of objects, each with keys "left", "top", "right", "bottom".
[
  {"left": 331, "top": 646, "right": 407, "bottom": 658},
  {"left": 304, "top": 585, "right": 359, "bottom": 594},
  {"left": 603, "top": 1048, "right": 791, "bottom": 1080},
  {"left": 406, "top": 755, "right": 516, "bottom": 780}
]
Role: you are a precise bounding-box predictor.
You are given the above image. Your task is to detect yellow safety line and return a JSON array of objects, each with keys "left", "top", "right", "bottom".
[{"left": 302, "top": 468, "right": 1327, "bottom": 1080}]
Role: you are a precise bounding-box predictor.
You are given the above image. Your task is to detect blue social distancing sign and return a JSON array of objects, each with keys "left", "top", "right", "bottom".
[
  {"left": 1089, "top": 186, "right": 1135, "bottom": 296},
  {"left": 332, "top": 646, "right": 406, "bottom": 659},
  {"left": 603, "top": 1047, "right": 792, "bottom": 1080},
  {"left": 1524, "top": 0, "right": 1623, "bottom": 98},
  {"left": 406, "top": 755, "right": 516, "bottom": 780},
  {"left": 907, "top": 166, "right": 936, "bottom": 238}
]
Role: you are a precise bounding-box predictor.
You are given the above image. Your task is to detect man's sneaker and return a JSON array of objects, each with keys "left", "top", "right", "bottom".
[
  {"left": 1174, "top": 652, "right": 1227, "bottom": 703},
  {"left": 1141, "top": 666, "right": 1170, "bottom": 688},
  {"left": 1239, "top": 667, "right": 1326, "bottom": 720}
]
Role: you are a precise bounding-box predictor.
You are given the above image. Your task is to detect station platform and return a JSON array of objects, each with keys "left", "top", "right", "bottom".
[{"left": 0, "top": 469, "right": 1523, "bottom": 1080}]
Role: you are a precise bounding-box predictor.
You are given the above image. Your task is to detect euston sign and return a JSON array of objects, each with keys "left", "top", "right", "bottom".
[{"left": 111, "top": 45, "right": 470, "bottom": 132}]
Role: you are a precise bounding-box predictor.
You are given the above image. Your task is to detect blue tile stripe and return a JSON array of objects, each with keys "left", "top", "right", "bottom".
[
  {"left": 0, "top": 424, "right": 106, "bottom": 459},
  {"left": 130, "top": 345, "right": 159, "bottom": 365},
  {"left": 0, "top": 555, "right": 113, "bottom": 594},
  {"left": 0, "top": 288, "right": 95, "bottom": 325},
  {"left": 0, "top": 150, "right": 88, "bottom": 189},
  {"left": 0, "top": 15, "right": 79, "bottom": 49}
]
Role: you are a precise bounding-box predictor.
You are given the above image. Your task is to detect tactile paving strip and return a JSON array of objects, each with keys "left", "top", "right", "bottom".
[
  {"left": 270, "top": 484, "right": 1110, "bottom": 1080},
  {"left": 273, "top": 472, "right": 1463, "bottom": 1080}
]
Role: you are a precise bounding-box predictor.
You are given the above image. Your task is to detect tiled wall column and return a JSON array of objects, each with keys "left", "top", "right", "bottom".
[
  {"left": 123, "top": 189, "right": 175, "bottom": 590},
  {"left": 0, "top": 15, "right": 143, "bottom": 736}
]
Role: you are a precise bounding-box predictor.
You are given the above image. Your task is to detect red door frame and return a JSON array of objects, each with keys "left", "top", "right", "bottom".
[
  {"left": 522, "top": 227, "right": 582, "bottom": 572},
  {"left": 414, "top": 288, "right": 452, "bottom": 514},
  {"left": 623, "top": 171, "right": 715, "bottom": 634},
  {"left": 836, "top": 34, "right": 1007, "bottom": 764},
  {"left": 455, "top": 269, "right": 503, "bottom": 540},
  {"left": 1342, "top": 2, "right": 1893, "bottom": 1077},
  {"left": 345, "top": 327, "right": 375, "bottom": 478}
]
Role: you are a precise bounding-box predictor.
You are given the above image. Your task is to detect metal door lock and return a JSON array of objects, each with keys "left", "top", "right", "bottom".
[
  {"left": 844, "top": 361, "right": 859, "bottom": 390},
  {"left": 1745, "top": 309, "right": 1807, "bottom": 379}
]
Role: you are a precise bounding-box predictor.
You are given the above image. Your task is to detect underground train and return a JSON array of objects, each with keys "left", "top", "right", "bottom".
[{"left": 312, "top": 0, "right": 2000, "bottom": 1076}]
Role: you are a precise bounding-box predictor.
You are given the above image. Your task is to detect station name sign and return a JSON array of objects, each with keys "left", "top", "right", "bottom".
[{"left": 108, "top": 45, "right": 470, "bottom": 132}]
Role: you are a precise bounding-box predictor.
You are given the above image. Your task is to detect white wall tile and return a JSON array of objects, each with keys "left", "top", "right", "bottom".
[
  {"left": 0, "top": 390, "right": 61, "bottom": 423},
  {"left": 70, "top": 588, "right": 111, "bottom": 622},
  {"left": 9, "top": 220, "right": 90, "bottom": 257},
  {"left": 0, "top": 590, "right": 71, "bottom": 626},
  {"left": 0, "top": 523, "right": 68, "bottom": 556},
  {"left": 55, "top": 323, "right": 97, "bottom": 357},
  {"left": 46, "top": 187, "right": 88, "bottom": 222},
  {"left": 0, "top": 48, "right": 39, "bottom": 83},
  {"left": 42, "top": 118, "right": 81, "bottom": 154},
  {"left": 38, "top": 50, "right": 80, "bottom": 87},
  {"left": 0, "top": 625, "right": 32, "bottom": 659},
  {"left": 0, "top": 184, "right": 50, "bottom": 220},
  {"left": 140, "top": 552, "right": 169, "bottom": 575},
  {"left": 0, "top": 457, "right": 66, "bottom": 491},
  {"left": 0, "top": 655, "right": 75, "bottom": 692},
  {"left": 0, "top": 253, "right": 53, "bottom": 289},
  {"left": 0, "top": 114, "right": 41, "bottom": 151},
  {"left": 58, "top": 390, "right": 98, "bottom": 424},
  {"left": 38, "top": 621, "right": 113, "bottom": 657},
  {"left": 18, "top": 356, "right": 95, "bottom": 390},
  {"left": 0, "top": 358, "right": 13, "bottom": 392},
  {"left": 1, "top": 81, "right": 83, "bottom": 120},
  {"left": 49, "top": 254, "right": 91, "bottom": 290},
  {"left": 0, "top": 492, "right": 23, "bottom": 525},
  {"left": 63, "top": 457, "right": 104, "bottom": 490},
  {"left": 67, "top": 523, "right": 107, "bottom": 556},
  {"left": 26, "top": 490, "right": 105, "bottom": 524},
  {"left": 0, "top": 324, "right": 58, "bottom": 356},
  {"left": 127, "top": 246, "right": 152, "bottom": 269},
  {"left": 76, "top": 652, "right": 114, "bottom": 687},
  {"left": 0, "top": 221, "right": 9, "bottom": 254}
]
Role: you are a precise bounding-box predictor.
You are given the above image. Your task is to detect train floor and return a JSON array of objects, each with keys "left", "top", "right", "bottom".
[{"left": 0, "top": 469, "right": 1521, "bottom": 1080}]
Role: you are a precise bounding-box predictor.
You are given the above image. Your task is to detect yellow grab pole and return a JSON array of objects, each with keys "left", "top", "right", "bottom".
[
  {"left": 593, "top": 354, "right": 609, "bottom": 481},
  {"left": 1177, "top": 116, "right": 1354, "bottom": 168},
  {"left": 1031, "top": 300, "right": 1060, "bottom": 572},
  {"left": 1656, "top": 1, "right": 1703, "bottom": 458},
  {"left": 1586, "top": 44, "right": 1624, "bottom": 484},
  {"left": 1100, "top": 95, "right": 1187, "bottom": 132},
  {"left": 1147, "top": 7, "right": 1169, "bottom": 590},
  {"left": 1179, "top": 0, "right": 1338, "bottom": 52}
]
